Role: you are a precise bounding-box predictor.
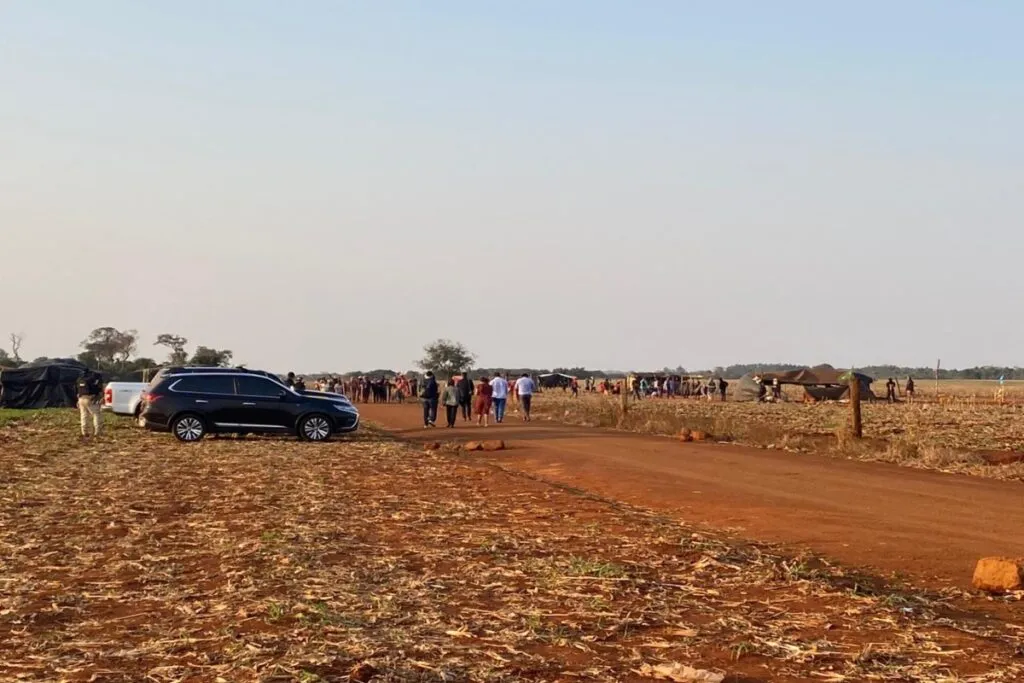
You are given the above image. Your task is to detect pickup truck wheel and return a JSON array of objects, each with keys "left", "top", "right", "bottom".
[
  {"left": 299, "top": 414, "right": 332, "bottom": 442},
  {"left": 172, "top": 414, "right": 206, "bottom": 443}
]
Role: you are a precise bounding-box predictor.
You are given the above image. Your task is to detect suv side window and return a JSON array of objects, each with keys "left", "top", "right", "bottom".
[
  {"left": 235, "top": 376, "right": 285, "bottom": 398},
  {"left": 171, "top": 376, "right": 237, "bottom": 395}
]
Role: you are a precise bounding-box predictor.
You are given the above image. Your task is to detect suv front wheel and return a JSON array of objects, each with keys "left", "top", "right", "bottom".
[
  {"left": 299, "top": 414, "right": 332, "bottom": 442},
  {"left": 172, "top": 414, "right": 207, "bottom": 442}
]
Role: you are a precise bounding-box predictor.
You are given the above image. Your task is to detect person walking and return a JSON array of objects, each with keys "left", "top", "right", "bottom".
[
  {"left": 718, "top": 377, "right": 728, "bottom": 402},
  {"left": 76, "top": 369, "right": 103, "bottom": 438},
  {"left": 420, "top": 371, "right": 439, "bottom": 428},
  {"left": 490, "top": 372, "right": 509, "bottom": 424},
  {"left": 442, "top": 378, "right": 460, "bottom": 428},
  {"left": 906, "top": 376, "right": 915, "bottom": 401},
  {"left": 515, "top": 373, "right": 536, "bottom": 422},
  {"left": 456, "top": 373, "right": 474, "bottom": 421},
  {"left": 474, "top": 375, "right": 493, "bottom": 427}
]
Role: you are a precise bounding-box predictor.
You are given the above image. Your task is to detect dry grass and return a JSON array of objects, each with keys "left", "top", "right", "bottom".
[{"left": 2, "top": 410, "right": 1023, "bottom": 681}]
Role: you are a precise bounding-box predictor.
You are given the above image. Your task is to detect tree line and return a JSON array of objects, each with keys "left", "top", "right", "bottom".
[
  {"left": 411, "top": 343, "right": 1024, "bottom": 381},
  {"left": 1, "top": 328, "right": 233, "bottom": 380}
]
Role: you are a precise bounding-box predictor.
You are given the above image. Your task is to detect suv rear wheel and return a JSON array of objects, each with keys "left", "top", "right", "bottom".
[
  {"left": 299, "top": 414, "right": 332, "bottom": 442},
  {"left": 172, "top": 414, "right": 206, "bottom": 442}
]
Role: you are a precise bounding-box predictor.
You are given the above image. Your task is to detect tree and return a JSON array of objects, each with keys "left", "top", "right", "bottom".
[
  {"left": 0, "top": 348, "right": 16, "bottom": 367},
  {"left": 190, "top": 346, "right": 233, "bottom": 367},
  {"left": 154, "top": 333, "right": 189, "bottom": 365},
  {"left": 9, "top": 332, "right": 24, "bottom": 363},
  {"left": 80, "top": 327, "right": 138, "bottom": 369},
  {"left": 417, "top": 339, "right": 475, "bottom": 378}
]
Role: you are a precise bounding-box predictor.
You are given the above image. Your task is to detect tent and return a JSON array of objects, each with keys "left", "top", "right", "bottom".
[
  {"left": 0, "top": 358, "right": 93, "bottom": 409},
  {"left": 538, "top": 372, "right": 574, "bottom": 389},
  {"left": 733, "top": 366, "right": 876, "bottom": 402},
  {"left": 733, "top": 373, "right": 768, "bottom": 402}
]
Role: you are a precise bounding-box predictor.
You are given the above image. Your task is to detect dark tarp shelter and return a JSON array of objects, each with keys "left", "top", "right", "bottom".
[
  {"left": 733, "top": 365, "right": 876, "bottom": 402},
  {"left": 538, "top": 373, "right": 574, "bottom": 389},
  {"left": 0, "top": 358, "right": 93, "bottom": 409}
]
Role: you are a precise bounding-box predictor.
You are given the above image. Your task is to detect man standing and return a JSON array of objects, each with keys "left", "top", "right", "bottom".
[
  {"left": 490, "top": 372, "right": 509, "bottom": 423},
  {"left": 515, "top": 373, "right": 536, "bottom": 422},
  {"left": 886, "top": 377, "right": 897, "bottom": 403},
  {"left": 906, "top": 377, "right": 915, "bottom": 401},
  {"left": 421, "top": 371, "right": 439, "bottom": 428},
  {"left": 456, "top": 373, "right": 474, "bottom": 421},
  {"left": 76, "top": 369, "right": 103, "bottom": 438}
]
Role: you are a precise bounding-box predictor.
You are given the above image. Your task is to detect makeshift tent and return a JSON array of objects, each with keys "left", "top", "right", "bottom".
[
  {"left": 733, "top": 373, "right": 768, "bottom": 402},
  {"left": 0, "top": 358, "right": 93, "bottom": 409},
  {"left": 735, "top": 365, "right": 876, "bottom": 402},
  {"left": 538, "top": 373, "right": 574, "bottom": 389},
  {"left": 802, "top": 370, "right": 876, "bottom": 401}
]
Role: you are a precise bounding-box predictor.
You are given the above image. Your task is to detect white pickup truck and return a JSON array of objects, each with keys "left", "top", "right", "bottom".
[{"left": 103, "top": 381, "right": 149, "bottom": 418}]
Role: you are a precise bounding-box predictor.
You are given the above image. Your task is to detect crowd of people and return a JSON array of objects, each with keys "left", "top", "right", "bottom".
[
  {"left": 414, "top": 371, "right": 539, "bottom": 428},
  {"left": 284, "top": 371, "right": 538, "bottom": 428},
  {"left": 569, "top": 375, "right": 728, "bottom": 401}
]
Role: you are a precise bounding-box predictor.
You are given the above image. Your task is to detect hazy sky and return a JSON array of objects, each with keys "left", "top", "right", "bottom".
[{"left": 3, "top": 1, "right": 1021, "bottom": 372}]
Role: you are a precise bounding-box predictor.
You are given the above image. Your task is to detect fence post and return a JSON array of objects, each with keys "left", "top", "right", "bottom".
[{"left": 850, "top": 375, "right": 862, "bottom": 438}]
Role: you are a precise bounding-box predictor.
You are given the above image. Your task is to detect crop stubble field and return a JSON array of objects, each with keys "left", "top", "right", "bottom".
[{"left": 2, "top": 411, "right": 1024, "bottom": 682}]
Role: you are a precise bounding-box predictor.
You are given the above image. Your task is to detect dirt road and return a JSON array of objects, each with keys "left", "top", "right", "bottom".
[{"left": 360, "top": 402, "right": 1024, "bottom": 588}]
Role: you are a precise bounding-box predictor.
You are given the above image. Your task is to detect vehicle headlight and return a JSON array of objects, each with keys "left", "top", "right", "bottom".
[{"left": 334, "top": 403, "right": 356, "bottom": 413}]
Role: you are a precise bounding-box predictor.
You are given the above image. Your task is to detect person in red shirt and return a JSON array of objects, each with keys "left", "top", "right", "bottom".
[{"left": 474, "top": 376, "right": 493, "bottom": 427}]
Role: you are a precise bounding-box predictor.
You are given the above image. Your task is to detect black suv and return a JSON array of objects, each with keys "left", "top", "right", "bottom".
[{"left": 140, "top": 367, "right": 359, "bottom": 442}]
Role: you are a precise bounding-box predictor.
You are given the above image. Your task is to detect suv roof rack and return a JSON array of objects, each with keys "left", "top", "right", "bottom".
[{"left": 161, "top": 366, "right": 283, "bottom": 379}]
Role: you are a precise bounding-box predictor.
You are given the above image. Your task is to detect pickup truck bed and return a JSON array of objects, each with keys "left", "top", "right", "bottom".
[{"left": 103, "top": 382, "right": 149, "bottom": 416}]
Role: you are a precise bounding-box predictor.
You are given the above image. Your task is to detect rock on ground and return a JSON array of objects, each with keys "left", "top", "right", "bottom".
[{"left": 972, "top": 557, "right": 1023, "bottom": 593}]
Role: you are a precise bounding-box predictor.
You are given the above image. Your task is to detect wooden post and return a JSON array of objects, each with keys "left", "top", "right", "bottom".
[
  {"left": 621, "top": 375, "right": 629, "bottom": 414},
  {"left": 850, "top": 375, "right": 862, "bottom": 438}
]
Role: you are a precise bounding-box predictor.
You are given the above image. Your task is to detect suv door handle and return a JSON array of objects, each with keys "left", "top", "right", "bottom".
[
  {"left": 195, "top": 399, "right": 208, "bottom": 404},
  {"left": 242, "top": 402, "right": 256, "bottom": 406}
]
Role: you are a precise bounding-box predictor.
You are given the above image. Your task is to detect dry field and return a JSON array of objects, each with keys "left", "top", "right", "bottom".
[
  {"left": 529, "top": 393, "right": 1024, "bottom": 480},
  {"left": 2, "top": 410, "right": 1024, "bottom": 682},
  {"left": 878, "top": 379, "right": 1024, "bottom": 402}
]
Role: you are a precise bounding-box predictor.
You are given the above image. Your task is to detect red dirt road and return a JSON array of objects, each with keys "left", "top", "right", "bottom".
[{"left": 360, "top": 402, "right": 1024, "bottom": 588}]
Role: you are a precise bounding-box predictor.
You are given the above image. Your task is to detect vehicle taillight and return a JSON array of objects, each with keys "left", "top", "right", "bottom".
[
  {"left": 146, "top": 393, "right": 163, "bottom": 404},
  {"left": 104, "top": 388, "right": 113, "bottom": 405}
]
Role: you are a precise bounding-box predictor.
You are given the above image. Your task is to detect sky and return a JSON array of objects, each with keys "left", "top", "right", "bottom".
[{"left": 2, "top": 1, "right": 1022, "bottom": 372}]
